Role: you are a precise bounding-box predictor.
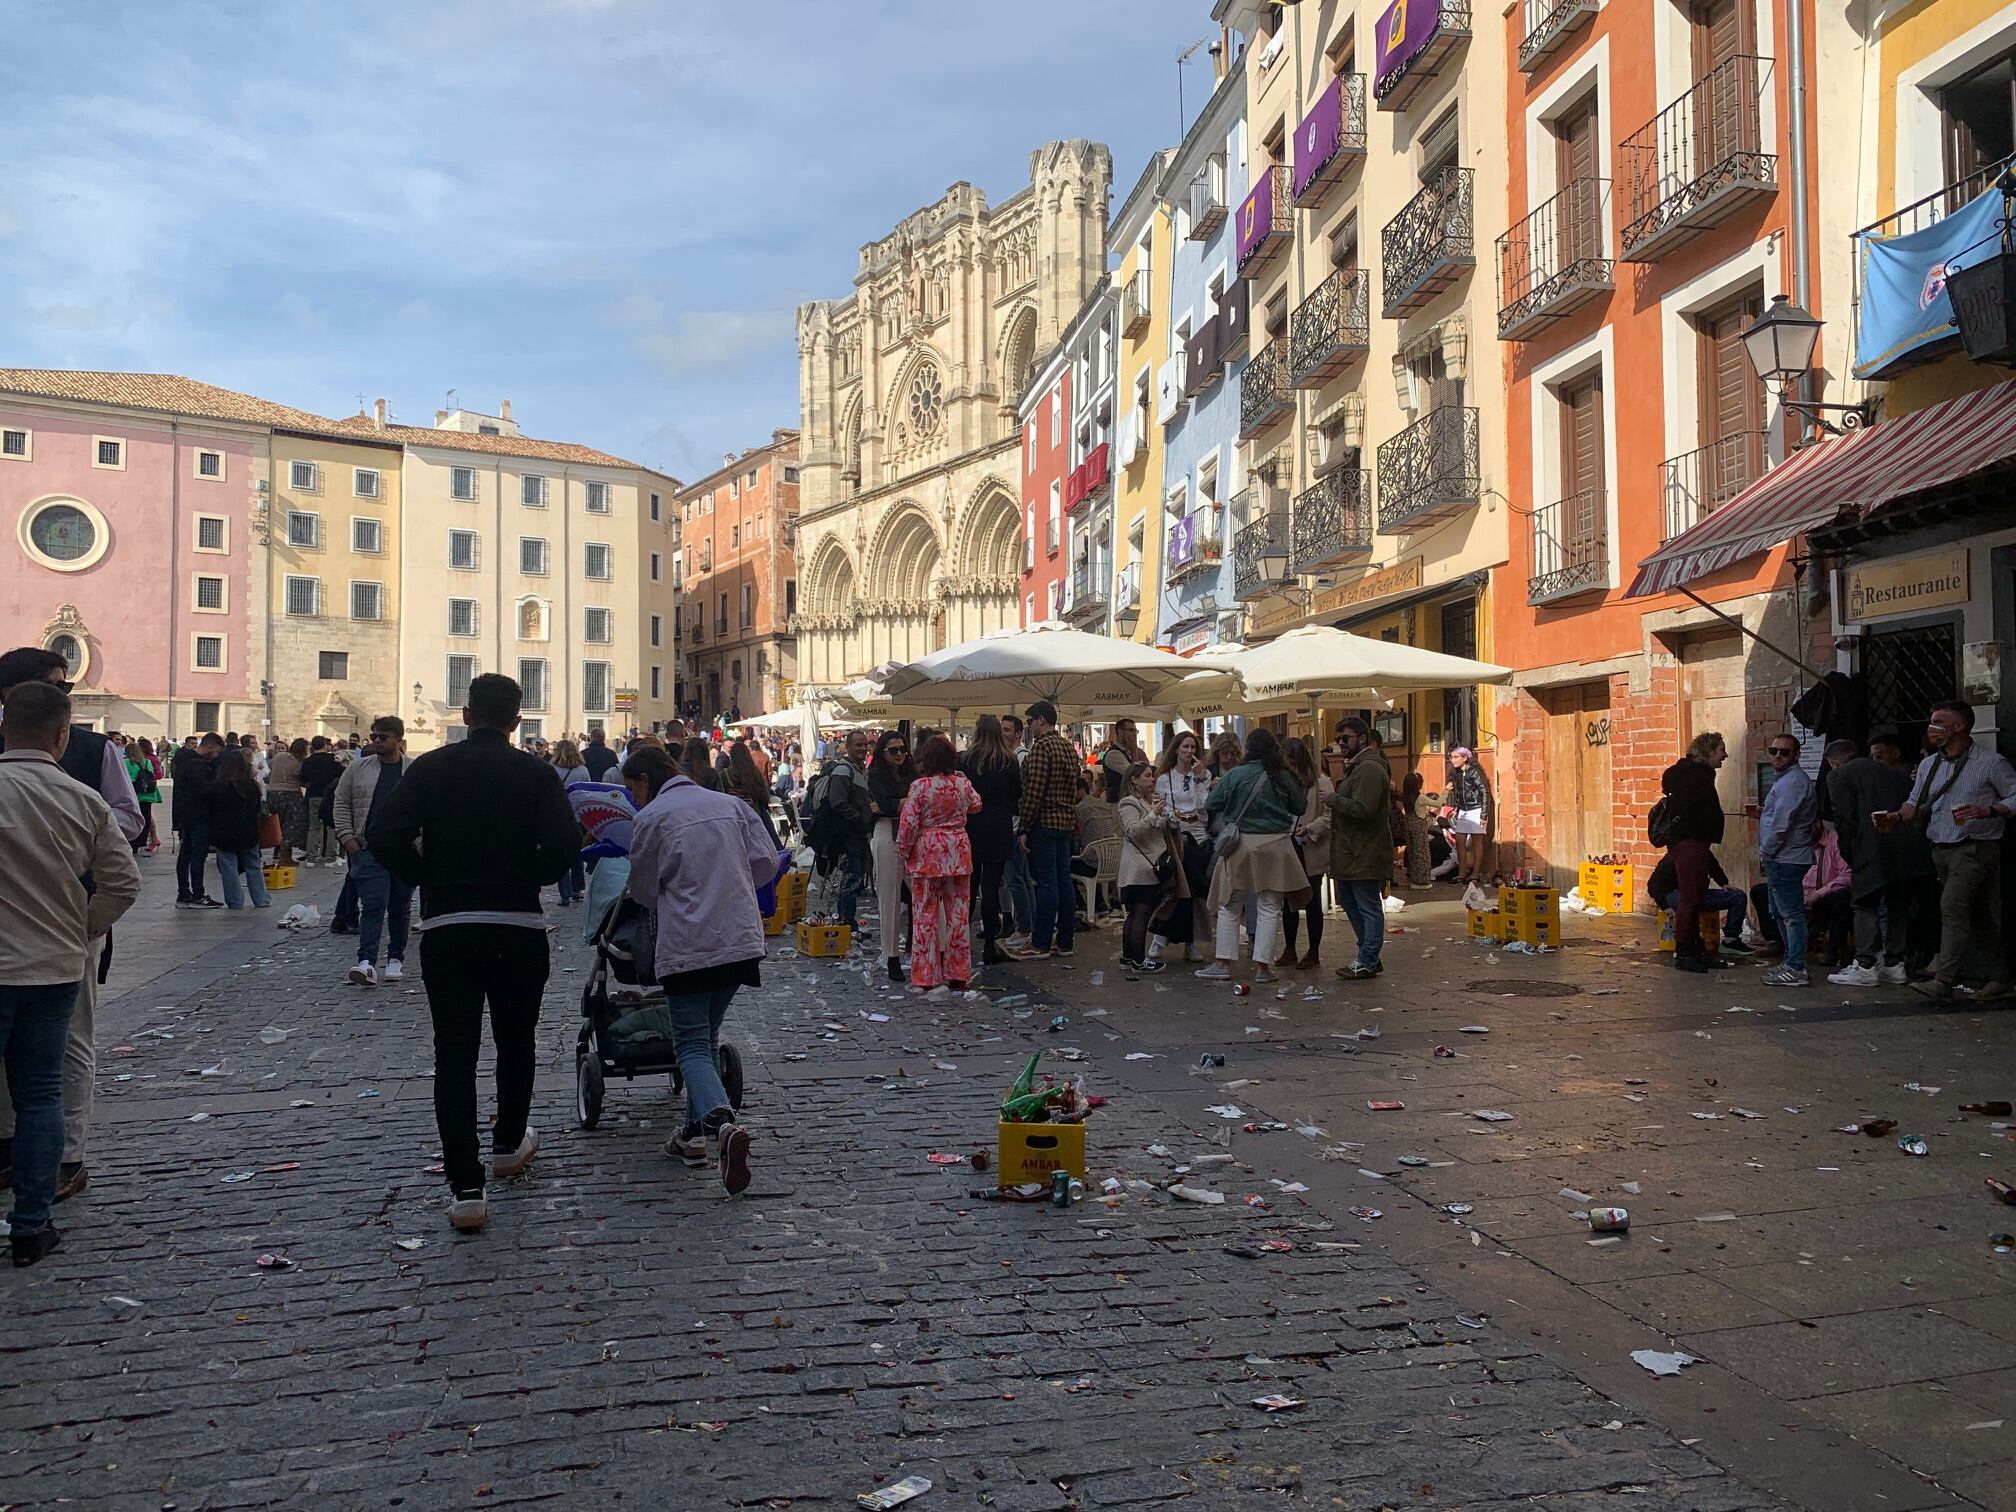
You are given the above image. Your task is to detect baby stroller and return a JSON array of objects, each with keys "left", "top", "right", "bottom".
[{"left": 576, "top": 891, "right": 744, "bottom": 1129}]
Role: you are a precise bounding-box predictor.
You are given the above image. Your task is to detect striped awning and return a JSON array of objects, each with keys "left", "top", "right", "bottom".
[{"left": 1626, "top": 379, "right": 2016, "bottom": 598}]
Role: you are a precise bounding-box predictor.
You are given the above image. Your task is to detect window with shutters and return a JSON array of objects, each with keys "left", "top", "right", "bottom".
[
  {"left": 289, "top": 460, "right": 319, "bottom": 492},
  {"left": 448, "top": 598, "right": 479, "bottom": 637},
  {"left": 449, "top": 529, "right": 479, "bottom": 570},
  {"left": 740, "top": 583, "right": 754, "bottom": 627},
  {"left": 446, "top": 655, "right": 477, "bottom": 706},
  {"left": 518, "top": 658, "right": 549, "bottom": 711},
  {"left": 584, "top": 542, "right": 612, "bottom": 580},
  {"left": 286, "top": 511, "right": 319, "bottom": 548},
  {"left": 522, "top": 475, "right": 548, "bottom": 507},
  {"left": 284, "top": 576, "right": 319, "bottom": 617},
  {"left": 584, "top": 606, "right": 613, "bottom": 643},
  {"left": 318, "top": 652, "right": 348, "bottom": 680},
  {"left": 352, "top": 517, "right": 383, "bottom": 554},
  {"left": 1531, "top": 370, "right": 1609, "bottom": 603},
  {"left": 1658, "top": 287, "right": 1767, "bottom": 538},
  {"left": 520, "top": 537, "right": 548, "bottom": 576},
  {"left": 451, "top": 467, "right": 478, "bottom": 501},
  {"left": 1419, "top": 109, "right": 1460, "bottom": 181},
  {"left": 583, "top": 661, "right": 611, "bottom": 712},
  {"left": 351, "top": 581, "right": 384, "bottom": 621}
]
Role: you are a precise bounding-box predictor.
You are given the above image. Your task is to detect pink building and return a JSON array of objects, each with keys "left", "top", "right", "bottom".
[{"left": 0, "top": 372, "right": 309, "bottom": 738}]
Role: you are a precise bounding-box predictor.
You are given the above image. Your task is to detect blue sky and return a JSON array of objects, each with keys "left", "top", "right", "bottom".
[{"left": 0, "top": 1, "right": 1222, "bottom": 481}]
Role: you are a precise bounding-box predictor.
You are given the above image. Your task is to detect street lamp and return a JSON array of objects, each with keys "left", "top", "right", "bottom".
[{"left": 1740, "top": 294, "right": 1878, "bottom": 439}]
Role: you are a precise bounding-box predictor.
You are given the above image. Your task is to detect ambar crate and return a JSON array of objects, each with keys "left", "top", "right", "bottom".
[
  {"left": 1656, "top": 908, "right": 1722, "bottom": 953},
  {"left": 1578, "top": 862, "right": 1634, "bottom": 914},
  {"left": 795, "top": 921, "right": 853, "bottom": 957},
  {"left": 763, "top": 910, "right": 790, "bottom": 937},
  {"left": 1466, "top": 908, "right": 1507, "bottom": 940},
  {"left": 262, "top": 865, "right": 298, "bottom": 891},
  {"left": 997, "top": 1118, "right": 1087, "bottom": 1186},
  {"left": 1498, "top": 885, "right": 1560, "bottom": 947}
]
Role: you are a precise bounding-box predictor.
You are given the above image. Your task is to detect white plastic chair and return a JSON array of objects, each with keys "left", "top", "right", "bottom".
[{"left": 1076, "top": 835, "right": 1122, "bottom": 924}]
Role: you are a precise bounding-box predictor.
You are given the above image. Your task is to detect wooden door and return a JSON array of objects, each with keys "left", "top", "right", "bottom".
[
  {"left": 1558, "top": 373, "right": 1605, "bottom": 574},
  {"left": 1680, "top": 631, "right": 1751, "bottom": 893},
  {"left": 1691, "top": 0, "right": 1757, "bottom": 174},
  {"left": 1553, "top": 95, "right": 1602, "bottom": 264},
  {"left": 1540, "top": 683, "right": 1614, "bottom": 888},
  {"left": 1696, "top": 291, "right": 1765, "bottom": 509}
]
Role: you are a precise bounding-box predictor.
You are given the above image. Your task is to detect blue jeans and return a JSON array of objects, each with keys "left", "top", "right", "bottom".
[
  {"left": 665, "top": 986, "right": 737, "bottom": 1133},
  {"left": 1765, "top": 860, "right": 1808, "bottom": 971},
  {"left": 0, "top": 981, "right": 78, "bottom": 1235},
  {"left": 837, "top": 836, "right": 868, "bottom": 926},
  {"left": 1337, "top": 879, "right": 1386, "bottom": 969},
  {"left": 1028, "top": 826, "right": 1074, "bottom": 952},
  {"left": 1003, "top": 843, "right": 1034, "bottom": 936},
  {"left": 351, "top": 851, "right": 412, "bottom": 965},
  {"left": 215, "top": 848, "right": 271, "bottom": 908},
  {"left": 1662, "top": 888, "right": 1748, "bottom": 938},
  {"left": 176, "top": 823, "right": 211, "bottom": 899}
]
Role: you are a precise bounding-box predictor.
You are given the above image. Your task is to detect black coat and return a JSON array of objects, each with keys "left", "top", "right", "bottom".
[
  {"left": 1826, "top": 756, "right": 1933, "bottom": 897},
  {"left": 961, "top": 755, "right": 1022, "bottom": 861},
  {"left": 1660, "top": 757, "right": 1725, "bottom": 846},
  {"left": 205, "top": 782, "right": 264, "bottom": 853},
  {"left": 867, "top": 761, "right": 913, "bottom": 824},
  {"left": 170, "top": 748, "right": 215, "bottom": 830}
]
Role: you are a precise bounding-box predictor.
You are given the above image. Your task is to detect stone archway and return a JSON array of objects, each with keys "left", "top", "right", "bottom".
[{"left": 955, "top": 482, "right": 1022, "bottom": 581}]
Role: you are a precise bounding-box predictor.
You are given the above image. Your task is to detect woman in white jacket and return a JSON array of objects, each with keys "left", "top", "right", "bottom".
[{"left": 1115, "top": 762, "right": 1176, "bottom": 974}]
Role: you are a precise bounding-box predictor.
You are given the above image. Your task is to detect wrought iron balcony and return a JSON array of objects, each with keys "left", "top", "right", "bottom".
[
  {"left": 1497, "top": 178, "right": 1613, "bottom": 339},
  {"left": 1374, "top": 0, "right": 1472, "bottom": 111},
  {"left": 1188, "top": 175, "right": 1227, "bottom": 241},
  {"left": 1236, "top": 164, "right": 1292, "bottom": 277},
  {"left": 1238, "top": 339, "right": 1294, "bottom": 439},
  {"left": 1066, "top": 559, "right": 1109, "bottom": 626},
  {"left": 1289, "top": 268, "right": 1371, "bottom": 389},
  {"left": 1851, "top": 155, "right": 2012, "bottom": 378},
  {"left": 1528, "top": 488, "right": 1610, "bottom": 604},
  {"left": 1620, "top": 56, "right": 1777, "bottom": 261},
  {"left": 1291, "top": 73, "right": 1367, "bottom": 209},
  {"left": 1122, "top": 268, "right": 1153, "bottom": 338},
  {"left": 1377, "top": 407, "right": 1480, "bottom": 532},
  {"left": 1660, "top": 432, "right": 1766, "bottom": 541},
  {"left": 1291, "top": 468, "right": 1374, "bottom": 574},
  {"left": 1166, "top": 506, "right": 1224, "bottom": 585},
  {"left": 1382, "top": 167, "right": 1475, "bottom": 318},
  {"left": 1233, "top": 511, "right": 1289, "bottom": 602},
  {"left": 1519, "top": 0, "right": 1599, "bottom": 71}
]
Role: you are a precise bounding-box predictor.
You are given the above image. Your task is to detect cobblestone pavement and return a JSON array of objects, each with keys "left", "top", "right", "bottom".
[{"left": 0, "top": 861, "right": 1998, "bottom": 1508}]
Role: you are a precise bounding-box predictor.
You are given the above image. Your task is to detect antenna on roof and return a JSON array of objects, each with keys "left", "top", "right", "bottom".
[{"left": 445, "top": 388, "right": 457, "bottom": 413}]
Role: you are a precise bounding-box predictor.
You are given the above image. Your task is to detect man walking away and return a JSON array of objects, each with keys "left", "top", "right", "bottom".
[
  {"left": 299, "top": 736, "right": 342, "bottom": 864},
  {"left": 1017, "top": 701, "right": 1080, "bottom": 959},
  {"left": 1327, "top": 717, "right": 1392, "bottom": 980},
  {"left": 810, "top": 729, "right": 873, "bottom": 928},
  {"left": 0, "top": 649, "right": 145, "bottom": 1207},
  {"left": 1757, "top": 734, "right": 1817, "bottom": 988},
  {"left": 1894, "top": 701, "right": 2016, "bottom": 1001},
  {"left": 582, "top": 728, "right": 620, "bottom": 782},
  {"left": 368, "top": 675, "right": 578, "bottom": 1233},
  {"left": 334, "top": 717, "right": 413, "bottom": 987},
  {"left": 0, "top": 682, "right": 140, "bottom": 1265},
  {"left": 1824, "top": 736, "right": 1930, "bottom": 987},
  {"left": 170, "top": 734, "right": 224, "bottom": 907}
]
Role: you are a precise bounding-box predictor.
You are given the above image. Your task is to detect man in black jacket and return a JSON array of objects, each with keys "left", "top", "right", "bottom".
[
  {"left": 367, "top": 673, "right": 579, "bottom": 1235},
  {"left": 582, "top": 728, "right": 620, "bottom": 781}
]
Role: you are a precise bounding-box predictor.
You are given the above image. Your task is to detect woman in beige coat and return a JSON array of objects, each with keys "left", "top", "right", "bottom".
[
  {"left": 1115, "top": 762, "right": 1180, "bottom": 974},
  {"left": 1199, "top": 730, "right": 1309, "bottom": 985}
]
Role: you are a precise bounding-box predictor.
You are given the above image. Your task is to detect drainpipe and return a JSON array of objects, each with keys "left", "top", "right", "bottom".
[
  {"left": 263, "top": 429, "right": 275, "bottom": 741},
  {"left": 1784, "top": 0, "right": 1813, "bottom": 312},
  {"left": 167, "top": 421, "right": 181, "bottom": 742}
]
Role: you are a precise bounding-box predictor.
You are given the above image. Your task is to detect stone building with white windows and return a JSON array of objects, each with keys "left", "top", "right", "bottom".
[{"left": 790, "top": 140, "right": 1113, "bottom": 688}]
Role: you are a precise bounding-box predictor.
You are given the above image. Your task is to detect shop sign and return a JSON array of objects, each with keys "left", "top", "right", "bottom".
[
  {"left": 613, "top": 686, "right": 638, "bottom": 712},
  {"left": 1838, "top": 548, "right": 1968, "bottom": 624},
  {"left": 1317, "top": 557, "right": 1423, "bottom": 619}
]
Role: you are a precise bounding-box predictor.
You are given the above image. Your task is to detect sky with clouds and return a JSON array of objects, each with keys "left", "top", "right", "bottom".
[{"left": 0, "top": 0, "right": 1224, "bottom": 481}]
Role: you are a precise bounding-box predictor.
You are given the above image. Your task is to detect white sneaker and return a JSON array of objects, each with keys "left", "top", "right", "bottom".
[
  {"left": 448, "top": 1190, "right": 488, "bottom": 1232},
  {"left": 1828, "top": 962, "right": 1879, "bottom": 987},
  {"left": 1194, "top": 962, "right": 1232, "bottom": 980},
  {"left": 491, "top": 1126, "right": 539, "bottom": 1179},
  {"left": 1878, "top": 961, "right": 1909, "bottom": 985},
  {"left": 1146, "top": 935, "right": 1167, "bottom": 963},
  {"left": 1183, "top": 945, "right": 1204, "bottom": 963},
  {"left": 925, "top": 985, "right": 952, "bottom": 1002},
  {"left": 347, "top": 961, "right": 377, "bottom": 988},
  {"left": 383, "top": 959, "right": 404, "bottom": 982}
]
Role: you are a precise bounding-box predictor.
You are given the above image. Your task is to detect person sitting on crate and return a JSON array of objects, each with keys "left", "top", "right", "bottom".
[{"left": 1646, "top": 850, "right": 1753, "bottom": 961}]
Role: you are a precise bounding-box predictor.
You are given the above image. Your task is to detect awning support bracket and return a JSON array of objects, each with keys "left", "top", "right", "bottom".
[{"left": 1675, "top": 586, "right": 1829, "bottom": 682}]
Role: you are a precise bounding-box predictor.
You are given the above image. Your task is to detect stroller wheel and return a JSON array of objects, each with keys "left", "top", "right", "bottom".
[
  {"left": 577, "top": 1054, "right": 605, "bottom": 1130},
  {"left": 718, "top": 1043, "right": 745, "bottom": 1112}
]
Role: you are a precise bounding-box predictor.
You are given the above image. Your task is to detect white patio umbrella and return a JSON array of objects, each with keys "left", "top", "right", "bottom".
[
  {"left": 878, "top": 622, "right": 1202, "bottom": 713},
  {"left": 731, "top": 706, "right": 827, "bottom": 731},
  {"left": 1221, "top": 625, "right": 1512, "bottom": 706}
]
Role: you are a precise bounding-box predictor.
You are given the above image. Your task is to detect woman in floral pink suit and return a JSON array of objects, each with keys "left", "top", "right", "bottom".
[{"left": 896, "top": 734, "right": 983, "bottom": 995}]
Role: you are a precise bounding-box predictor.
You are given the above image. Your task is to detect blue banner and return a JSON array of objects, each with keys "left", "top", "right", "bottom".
[{"left": 1854, "top": 184, "right": 2006, "bottom": 380}]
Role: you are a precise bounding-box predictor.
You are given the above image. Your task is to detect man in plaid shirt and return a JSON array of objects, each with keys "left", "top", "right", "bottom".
[{"left": 1014, "top": 701, "right": 1081, "bottom": 958}]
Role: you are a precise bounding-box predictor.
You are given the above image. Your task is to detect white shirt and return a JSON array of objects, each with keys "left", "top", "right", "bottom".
[{"left": 1156, "top": 765, "right": 1214, "bottom": 840}]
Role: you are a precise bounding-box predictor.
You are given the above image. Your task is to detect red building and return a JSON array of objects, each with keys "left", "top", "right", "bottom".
[{"left": 1017, "top": 348, "right": 1071, "bottom": 625}]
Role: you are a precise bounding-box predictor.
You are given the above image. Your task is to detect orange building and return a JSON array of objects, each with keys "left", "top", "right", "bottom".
[
  {"left": 674, "top": 430, "right": 801, "bottom": 723},
  {"left": 1491, "top": 0, "right": 1843, "bottom": 902}
]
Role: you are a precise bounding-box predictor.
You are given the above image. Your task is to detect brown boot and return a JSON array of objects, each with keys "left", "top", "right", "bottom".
[
  {"left": 54, "top": 1163, "right": 88, "bottom": 1202},
  {"left": 1296, "top": 951, "right": 1319, "bottom": 971}
]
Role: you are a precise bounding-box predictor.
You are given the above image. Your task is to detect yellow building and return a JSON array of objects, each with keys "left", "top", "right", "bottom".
[
  {"left": 1111, "top": 151, "right": 1178, "bottom": 645},
  {"left": 266, "top": 427, "right": 405, "bottom": 741}
]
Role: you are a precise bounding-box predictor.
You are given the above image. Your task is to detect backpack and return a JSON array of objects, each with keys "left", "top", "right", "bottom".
[
  {"left": 1646, "top": 795, "right": 1675, "bottom": 848},
  {"left": 803, "top": 761, "right": 855, "bottom": 870},
  {"left": 128, "top": 760, "right": 158, "bottom": 798}
]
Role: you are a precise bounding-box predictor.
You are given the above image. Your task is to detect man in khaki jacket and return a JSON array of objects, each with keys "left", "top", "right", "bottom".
[
  {"left": 0, "top": 681, "right": 140, "bottom": 1266},
  {"left": 1327, "top": 716, "right": 1393, "bottom": 982}
]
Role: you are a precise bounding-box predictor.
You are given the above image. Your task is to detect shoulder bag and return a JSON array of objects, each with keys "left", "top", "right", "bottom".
[{"left": 1212, "top": 771, "right": 1266, "bottom": 863}]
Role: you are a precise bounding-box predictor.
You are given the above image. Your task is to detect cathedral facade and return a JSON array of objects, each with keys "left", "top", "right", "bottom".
[{"left": 791, "top": 139, "right": 1112, "bottom": 688}]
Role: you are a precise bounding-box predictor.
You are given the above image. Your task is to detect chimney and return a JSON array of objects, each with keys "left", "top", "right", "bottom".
[
  {"left": 372, "top": 398, "right": 388, "bottom": 429},
  {"left": 499, "top": 399, "right": 513, "bottom": 424},
  {"left": 435, "top": 410, "right": 450, "bottom": 427}
]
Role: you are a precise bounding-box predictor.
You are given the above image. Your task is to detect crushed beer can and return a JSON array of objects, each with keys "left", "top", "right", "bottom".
[
  {"left": 857, "top": 1476, "right": 933, "bottom": 1509},
  {"left": 1898, "top": 1134, "right": 1930, "bottom": 1157},
  {"left": 1051, "top": 1170, "right": 1074, "bottom": 1207},
  {"left": 1198, "top": 1053, "right": 1226, "bottom": 1068},
  {"left": 1232, "top": 982, "right": 1251, "bottom": 997},
  {"left": 1589, "top": 1207, "right": 1630, "bottom": 1232}
]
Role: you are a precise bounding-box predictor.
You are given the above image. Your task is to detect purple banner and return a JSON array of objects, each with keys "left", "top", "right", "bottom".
[
  {"left": 1235, "top": 168, "right": 1276, "bottom": 268},
  {"left": 1167, "top": 513, "right": 1198, "bottom": 570},
  {"left": 1293, "top": 76, "right": 1344, "bottom": 201},
  {"left": 1375, "top": 0, "right": 1440, "bottom": 93}
]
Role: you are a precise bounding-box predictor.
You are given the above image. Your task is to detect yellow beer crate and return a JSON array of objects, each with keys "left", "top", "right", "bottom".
[
  {"left": 1578, "top": 862, "right": 1634, "bottom": 914},
  {"left": 1656, "top": 908, "right": 1723, "bottom": 953},
  {"left": 997, "top": 1118, "right": 1087, "bottom": 1186},
  {"left": 795, "top": 921, "right": 853, "bottom": 957},
  {"left": 262, "top": 865, "right": 298, "bottom": 891},
  {"left": 1498, "top": 885, "right": 1560, "bottom": 947},
  {"left": 1466, "top": 908, "right": 1507, "bottom": 941}
]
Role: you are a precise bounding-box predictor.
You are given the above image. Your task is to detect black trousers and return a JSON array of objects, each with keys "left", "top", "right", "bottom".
[{"left": 420, "top": 924, "right": 550, "bottom": 1195}]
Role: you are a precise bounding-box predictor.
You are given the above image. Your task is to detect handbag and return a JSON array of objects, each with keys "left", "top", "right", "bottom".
[
  {"left": 257, "top": 808, "right": 283, "bottom": 849},
  {"left": 1212, "top": 770, "right": 1267, "bottom": 863}
]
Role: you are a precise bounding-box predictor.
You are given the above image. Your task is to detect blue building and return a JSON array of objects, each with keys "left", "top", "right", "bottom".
[{"left": 1154, "top": 63, "right": 1249, "bottom": 655}]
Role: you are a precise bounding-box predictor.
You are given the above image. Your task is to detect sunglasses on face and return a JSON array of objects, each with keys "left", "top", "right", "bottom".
[{"left": 1769, "top": 746, "right": 1797, "bottom": 758}]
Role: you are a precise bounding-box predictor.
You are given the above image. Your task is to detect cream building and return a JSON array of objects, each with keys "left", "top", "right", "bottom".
[
  {"left": 333, "top": 402, "right": 680, "bottom": 748},
  {"left": 791, "top": 140, "right": 1113, "bottom": 687}
]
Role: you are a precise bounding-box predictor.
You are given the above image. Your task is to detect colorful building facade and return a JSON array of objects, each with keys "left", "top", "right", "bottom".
[
  {"left": 1017, "top": 351, "right": 1073, "bottom": 625},
  {"left": 674, "top": 431, "right": 800, "bottom": 722},
  {"left": 1111, "top": 151, "right": 1179, "bottom": 646}
]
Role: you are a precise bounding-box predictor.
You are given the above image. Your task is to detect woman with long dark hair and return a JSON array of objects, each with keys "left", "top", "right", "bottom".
[
  {"left": 204, "top": 748, "right": 272, "bottom": 909},
  {"left": 1280, "top": 736, "right": 1333, "bottom": 969},
  {"left": 1198, "top": 728, "right": 1306, "bottom": 984},
  {"left": 867, "top": 730, "right": 916, "bottom": 982},
  {"left": 1152, "top": 731, "right": 1211, "bottom": 961},
  {"left": 726, "top": 740, "right": 780, "bottom": 846},
  {"left": 896, "top": 735, "right": 982, "bottom": 995},
  {"left": 960, "top": 714, "right": 1021, "bottom": 965},
  {"left": 680, "top": 737, "right": 721, "bottom": 791}
]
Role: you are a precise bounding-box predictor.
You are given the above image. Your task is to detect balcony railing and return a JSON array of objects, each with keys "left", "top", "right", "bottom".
[
  {"left": 1289, "top": 268, "right": 1371, "bottom": 389},
  {"left": 1188, "top": 176, "right": 1227, "bottom": 241},
  {"left": 1661, "top": 432, "right": 1766, "bottom": 541},
  {"left": 1382, "top": 167, "right": 1475, "bottom": 318},
  {"left": 1851, "top": 154, "right": 2014, "bottom": 377},
  {"left": 1067, "top": 559, "right": 1109, "bottom": 625},
  {"left": 1166, "top": 507, "right": 1225, "bottom": 584},
  {"left": 1377, "top": 407, "right": 1480, "bottom": 532},
  {"left": 1233, "top": 512, "right": 1290, "bottom": 602},
  {"left": 1291, "top": 73, "right": 1367, "bottom": 209},
  {"left": 1528, "top": 488, "right": 1610, "bottom": 604},
  {"left": 1498, "top": 178, "right": 1613, "bottom": 339},
  {"left": 1236, "top": 164, "right": 1293, "bottom": 277},
  {"left": 1123, "top": 268, "right": 1153, "bottom": 337},
  {"left": 1621, "top": 56, "right": 1777, "bottom": 261},
  {"left": 1238, "top": 339, "right": 1295, "bottom": 438},
  {"left": 1291, "top": 468, "right": 1374, "bottom": 574},
  {"left": 1519, "top": 0, "right": 1599, "bottom": 71},
  {"left": 1374, "top": 0, "right": 1472, "bottom": 111}
]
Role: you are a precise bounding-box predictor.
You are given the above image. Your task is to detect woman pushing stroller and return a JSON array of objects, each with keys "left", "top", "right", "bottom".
[{"left": 622, "top": 745, "right": 779, "bottom": 1195}]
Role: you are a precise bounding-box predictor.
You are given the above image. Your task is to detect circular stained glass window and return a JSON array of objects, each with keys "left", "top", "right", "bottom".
[
  {"left": 29, "top": 503, "right": 96, "bottom": 562},
  {"left": 908, "top": 368, "right": 942, "bottom": 438}
]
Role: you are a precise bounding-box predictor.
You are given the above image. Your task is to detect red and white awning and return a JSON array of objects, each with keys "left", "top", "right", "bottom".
[{"left": 1627, "top": 379, "right": 2016, "bottom": 598}]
